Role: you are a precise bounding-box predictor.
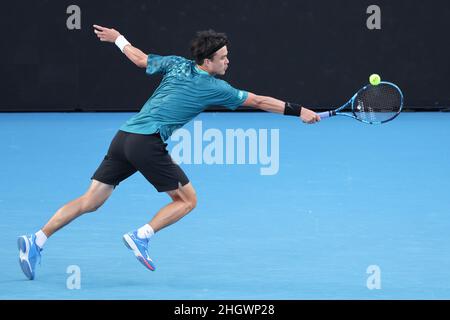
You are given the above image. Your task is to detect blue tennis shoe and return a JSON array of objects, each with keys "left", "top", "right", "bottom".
[
  {"left": 18, "top": 234, "right": 42, "bottom": 280},
  {"left": 123, "top": 231, "right": 156, "bottom": 271}
]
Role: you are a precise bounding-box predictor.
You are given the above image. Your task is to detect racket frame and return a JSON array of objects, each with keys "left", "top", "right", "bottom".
[{"left": 318, "top": 81, "right": 404, "bottom": 124}]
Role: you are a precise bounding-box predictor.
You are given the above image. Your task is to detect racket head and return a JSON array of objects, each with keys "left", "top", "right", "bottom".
[{"left": 350, "top": 81, "right": 404, "bottom": 124}]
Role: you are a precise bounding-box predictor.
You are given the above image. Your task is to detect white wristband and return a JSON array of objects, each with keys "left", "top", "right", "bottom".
[{"left": 115, "top": 35, "right": 130, "bottom": 53}]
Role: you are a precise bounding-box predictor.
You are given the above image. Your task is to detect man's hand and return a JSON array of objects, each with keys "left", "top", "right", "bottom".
[
  {"left": 300, "top": 107, "right": 321, "bottom": 124},
  {"left": 93, "top": 25, "right": 120, "bottom": 43},
  {"left": 93, "top": 24, "right": 148, "bottom": 68}
]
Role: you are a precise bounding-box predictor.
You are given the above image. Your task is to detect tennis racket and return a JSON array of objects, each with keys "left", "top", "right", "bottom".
[{"left": 318, "top": 81, "right": 404, "bottom": 124}]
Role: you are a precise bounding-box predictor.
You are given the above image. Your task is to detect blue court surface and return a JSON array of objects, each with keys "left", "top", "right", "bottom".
[{"left": 1, "top": 112, "right": 449, "bottom": 299}]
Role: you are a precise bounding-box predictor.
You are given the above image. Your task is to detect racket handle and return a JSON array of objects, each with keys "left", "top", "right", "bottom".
[{"left": 318, "top": 111, "right": 333, "bottom": 119}]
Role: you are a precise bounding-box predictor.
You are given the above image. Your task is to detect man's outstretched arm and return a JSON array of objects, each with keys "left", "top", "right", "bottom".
[
  {"left": 93, "top": 24, "right": 148, "bottom": 68},
  {"left": 243, "top": 92, "right": 320, "bottom": 124}
]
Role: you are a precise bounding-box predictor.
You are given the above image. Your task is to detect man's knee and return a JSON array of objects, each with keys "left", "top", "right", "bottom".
[
  {"left": 80, "top": 180, "right": 114, "bottom": 213},
  {"left": 80, "top": 194, "right": 105, "bottom": 213},
  {"left": 168, "top": 183, "right": 197, "bottom": 213},
  {"left": 176, "top": 193, "right": 197, "bottom": 213},
  {"left": 185, "top": 193, "right": 197, "bottom": 212}
]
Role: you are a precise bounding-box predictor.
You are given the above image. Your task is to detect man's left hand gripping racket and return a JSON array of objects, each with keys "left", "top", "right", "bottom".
[{"left": 318, "top": 82, "right": 404, "bottom": 124}]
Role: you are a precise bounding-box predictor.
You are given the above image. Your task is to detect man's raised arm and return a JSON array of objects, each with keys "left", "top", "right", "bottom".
[
  {"left": 93, "top": 24, "right": 148, "bottom": 68},
  {"left": 243, "top": 92, "right": 320, "bottom": 124}
]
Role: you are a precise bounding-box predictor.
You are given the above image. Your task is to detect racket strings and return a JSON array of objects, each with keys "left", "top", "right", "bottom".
[{"left": 353, "top": 83, "right": 402, "bottom": 123}]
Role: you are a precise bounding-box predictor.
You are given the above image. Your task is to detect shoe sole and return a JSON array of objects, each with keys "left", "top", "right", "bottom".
[
  {"left": 122, "top": 234, "right": 155, "bottom": 271},
  {"left": 18, "top": 236, "right": 34, "bottom": 280}
]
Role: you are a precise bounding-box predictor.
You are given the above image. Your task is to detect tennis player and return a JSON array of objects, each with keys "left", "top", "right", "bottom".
[{"left": 17, "top": 25, "right": 320, "bottom": 279}]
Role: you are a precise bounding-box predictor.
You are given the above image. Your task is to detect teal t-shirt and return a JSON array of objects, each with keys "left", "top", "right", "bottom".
[{"left": 120, "top": 54, "right": 248, "bottom": 141}]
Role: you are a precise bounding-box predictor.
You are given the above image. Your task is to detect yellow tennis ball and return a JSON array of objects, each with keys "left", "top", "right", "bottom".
[{"left": 369, "top": 74, "right": 381, "bottom": 85}]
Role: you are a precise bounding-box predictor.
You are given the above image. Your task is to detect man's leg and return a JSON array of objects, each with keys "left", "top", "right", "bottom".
[
  {"left": 42, "top": 179, "right": 114, "bottom": 237},
  {"left": 123, "top": 182, "right": 197, "bottom": 271},
  {"left": 150, "top": 182, "right": 197, "bottom": 232},
  {"left": 18, "top": 179, "right": 114, "bottom": 280}
]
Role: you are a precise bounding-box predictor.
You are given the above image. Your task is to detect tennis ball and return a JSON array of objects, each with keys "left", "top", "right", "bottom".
[{"left": 369, "top": 74, "right": 381, "bottom": 86}]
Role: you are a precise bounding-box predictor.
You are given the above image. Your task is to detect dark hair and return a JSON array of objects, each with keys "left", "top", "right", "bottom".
[{"left": 190, "top": 29, "right": 228, "bottom": 65}]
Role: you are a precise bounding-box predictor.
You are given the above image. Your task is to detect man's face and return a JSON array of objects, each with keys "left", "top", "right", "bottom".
[{"left": 204, "top": 46, "right": 229, "bottom": 76}]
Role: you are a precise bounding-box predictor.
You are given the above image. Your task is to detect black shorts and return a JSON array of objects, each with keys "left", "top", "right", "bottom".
[{"left": 91, "top": 130, "right": 189, "bottom": 192}]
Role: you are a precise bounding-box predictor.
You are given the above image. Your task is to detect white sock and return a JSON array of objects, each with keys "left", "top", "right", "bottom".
[
  {"left": 35, "top": 230, "right": 48, "bottom": 249},
  {"left": 137, "top": 224, "right": 155, "bottom": 240}
]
